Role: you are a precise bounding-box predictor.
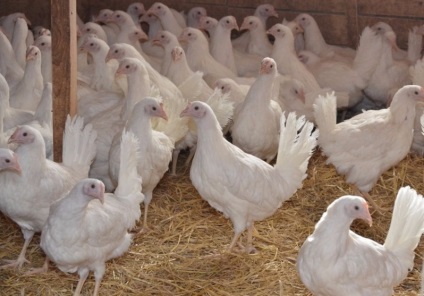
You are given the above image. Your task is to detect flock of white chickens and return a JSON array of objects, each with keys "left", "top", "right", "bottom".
[{"left": 1, "top": 2, "right": 424, "bottom": 295}]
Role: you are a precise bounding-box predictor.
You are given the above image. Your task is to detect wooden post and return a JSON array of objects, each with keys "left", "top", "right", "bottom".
[{"left": 51, "top": 0, "right": 77, "bottom": 162}]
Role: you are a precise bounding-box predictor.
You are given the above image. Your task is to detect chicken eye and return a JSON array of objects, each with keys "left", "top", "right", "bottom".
[
  {"left": 294, "top": 90, "right": 298, "bottom": 94},
  {"left": 265, "top": 8, "right": 269, "bottom": 11},
  {"left": 91, "top": 184, "right": 95, "bottom": 189},
  {"left": 415, "top": 91, "right": 419, "bottom": 95},
  {"left": 249, "top": 21, "right": 253, "bottom": 25},
  {"left": 277, "top": 29, "right": 281, "bottom": 32},
  {"left": 226, "top": 20, "right": 229, "bottom": 24},
  {"left": 221, "top": 86, "right": 225, "bottom": 90},
  {"left": 87, "top": 28, "right": 91, "bottom": 32},
  {"left": 354, "top": 205, "right": 359, "bottom": 210},
  {"left": 134, "top": 6, "right": 138, "bottom": 10},
  {"left": 206, "top": 20, "right": 210, "bottom": 24},
  {"left": 152, "top": 106, "right": 157, "bottom": 111},
  {"left": 125, "top": 65, "right": 130, "bottom": 69},
  {"left": 188, "top": 33, "right": 192, "bottom": 36},
  {"left": 117, "top": 14, "right": 121, "bottom": 18},
  {"left": 270, "top": 64, "right": 273, "bottom": 68},
  {"left": 302, "top": 17, "right": 306, "bottom": 21},
  {"left": 90, "top": 43, "right": 94, "bottom": 46},
  {"left": 114, "top": 50, "right": 118, "bottom": 53},
  {"left": 197, "top": 11, "right": 201, "bottom": 15},
  {"left": 161, "top": 35, "right": 165, "bottom": 38},
  {"left": 5, "top": 159, "right": 10, "bottom": 163},
  {"left": 194, "top": 106, "right": 199, "bottom": 110},
  {"left": 23, "top": 132, "right": 28, "bottom": 137},
  {"left": 158, "top": 6, "right": 162, "bottom": 9}
]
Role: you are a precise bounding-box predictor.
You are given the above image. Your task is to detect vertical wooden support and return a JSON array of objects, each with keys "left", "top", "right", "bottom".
[
  {"left": 345, "top": 0, "right": 359, "bottom": 48},
  {"left": 51, "top": 0, "right": 77, "bottom": 162}
]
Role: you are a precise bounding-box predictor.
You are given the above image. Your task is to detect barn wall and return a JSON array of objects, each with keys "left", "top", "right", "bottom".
[{"left": 2, "top": 0, "right": 423, "bottom": 49}]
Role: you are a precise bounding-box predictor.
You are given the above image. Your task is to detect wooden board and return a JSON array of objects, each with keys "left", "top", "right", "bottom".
[{"left": 51, "top": 0, "right": 77, "bottom": 162}]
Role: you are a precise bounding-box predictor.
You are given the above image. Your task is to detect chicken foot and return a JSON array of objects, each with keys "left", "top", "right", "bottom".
[
  {"left": 0, "top": 230, "right": 34, "bottom": 269},
  {"left": 25, "top": 257, "right": 49, "bottom": 275},
  {"left": 137, "top": 203, "right": 151, "bottom": 234}
]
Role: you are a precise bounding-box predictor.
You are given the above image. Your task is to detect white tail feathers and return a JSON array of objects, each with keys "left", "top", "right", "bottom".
[
  {"left": 313, "top": 92, "right": 337, "bottom": 142},
  {"left": 410, "top": 58, "right": 424, "bottom": 87},
  {"left": 34, "top": 82, "right": 52, "bottom": 127},
  {"left": 384, "top": 186, "right": 424, "bottom": 269},
  {"left": 206, "top": 89, "right": 234, "bottom": 129},
  {"left": 353, "top": 26, "right": 383, "bottom": 83},
  {"left": 407, "top": 27, "right": 423, "bottom": 64},
  {"left": 114, "top": 130, "right": 143, "bottom": 201},
  {"left": 153, "top": 97, "right": 189, "bottom": 144},
  {"left": 177, "top": 71, "right": 204, "bottom": 102},
  {"left": 275, "top": 112, "right": 318, "bottom": 176},
  {"left": 62, "top": 115, "right": 97, "bottom": 174}
]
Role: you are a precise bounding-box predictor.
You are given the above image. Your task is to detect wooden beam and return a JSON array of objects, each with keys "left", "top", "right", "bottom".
[{"left": 51, "top": 0, "right": 77, "bottom": 162}]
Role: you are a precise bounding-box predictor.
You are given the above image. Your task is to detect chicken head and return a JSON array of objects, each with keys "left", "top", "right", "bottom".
[
  {"left": 0, "top": 149, "right": 21, "bottom": 174},
  {"left": 8, "top": 126, "right": 36, "bottom": 145},
  {"left": 82, "top": 179, "right": 105, "bottom": 204},
  {"left": 180, "top": 101, "right": 208, "bottom": 119},
  {"left": 26, "top": 45, "right": 40, "bottom": 62},
  {"left": 219, "top": 16, "right": 239, "bottom": 31},
  {"left": 135, "top": 97, "right": 168, "bottom": 120},
  {"left": 171, "top": 46, "right": 184, "bottom": 62},
  {"left": 256, "top": 4, "right": 278, "bottom": 19}
]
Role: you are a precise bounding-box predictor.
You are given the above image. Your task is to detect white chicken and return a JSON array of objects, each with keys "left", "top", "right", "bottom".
[
  {"left": 297, "top": 186, "right": 424, "bottom": 296},
  {"left": 166, "top": 46, "right": 213, "bottom": 102},
  {"left": 11, "top": 17, "right": 28, "bottom": 69},
  {"left": 93, "top": 9, "right": 119, "bottom": 45},
  {"left": 185, "top": 6, "right": 207, "bottom": 28},
  {"left": 268, "top": 23, "right": 321, "bottom": 93},
  {"left": 231, "top": 57, "right": 282, "bottom": 162},
  {"left": 364, "top": 25, "right": 412, "bottom": 105},
  {"left": 79, "top": 34, "right": 124, "bottom": 94},
  {"left": 0, "top": 116, "right": 97, "bottom": 269},
  {"left": 152, "top": 30, "right": 181, "bottom": 76},
  {"left": 210, "top": 15, "right": 239, "bottom": 74},
  {"left": 295, "top": 13, "right": 355, "bottom": 61},
  {"left": 239, "top": 15, "right": 273, "bottom": 57},
  {"left": 109, "top": 98, "right": 173, "bottom": 232},
  {"left": 409, "top": 57, "right": 424, "bottom": 156},
  {"left": 34, "top": 34, "right": 52, "bottom": 83},
  {"left": 313, "top": 86, "right": 424, "bottom": 212},
  {"left": 0, "top": 28, "right": 24, "bottom": 88},
  {"left": 40, "top": 131, "right": 143, "bottom": 296},
  {"left": 147, "top": 2, "right": 185, "bottom": 37},
  {"left": 231, "top": 4, "right": 278, "bottom": 52},
  {"left": 0, "top": 148, "right": 21, "bottom": 173},
  {"left": 127, "top": 2, "right": 145, "bottom": 27},
  {"left": 180, "top": 102, "right": 317, "bottom": 252},
  {"left": 298, "top": 26, "right": 384, "bottom": 108},
  {"left": 9, "top": 45, "right": 43, "bottom": 112},
  {"left": 268, "top": 23, "right": 350, "bottom": 110},
  {"left": 213, "top": 78, "right": 249, "bottom": 110}
]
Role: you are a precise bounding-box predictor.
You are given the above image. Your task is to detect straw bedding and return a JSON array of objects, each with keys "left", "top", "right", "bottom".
[{"left": 1, "top": 150, "right": 423, "bottom": 295}]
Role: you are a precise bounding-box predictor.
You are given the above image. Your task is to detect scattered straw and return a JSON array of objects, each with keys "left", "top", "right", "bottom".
[{"left": 1, "top": 150, "right": 424, "bottom": 295}]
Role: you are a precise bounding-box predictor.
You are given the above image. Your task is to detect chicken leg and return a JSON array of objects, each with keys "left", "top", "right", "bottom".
[
  {"left": 245, "top": 224, "right": 257, "bottom": 254},
  {"left": 74, "top": 268, "right": 89, "bottom": 296},
  {"left": 25, "top": 257, "right": 49, "bottom": 275},
  {"left": 0, "top": 230, "right": 34, "bottom": 269},
  {"left": 227, "top": 232, "right": 242, "bottom": 252}
]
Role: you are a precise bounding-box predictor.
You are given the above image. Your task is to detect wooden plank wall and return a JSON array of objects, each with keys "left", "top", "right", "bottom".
[{"left": 2, "top": 0, "right": 424, "bottom": 49}]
